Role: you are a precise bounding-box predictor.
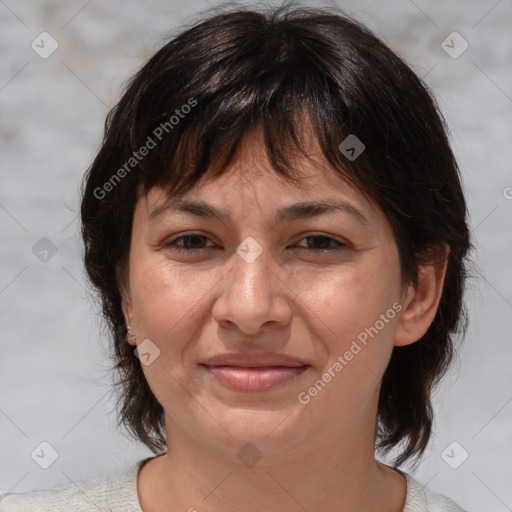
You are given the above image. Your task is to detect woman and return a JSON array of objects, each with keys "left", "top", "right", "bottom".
[{"left": 1, "top": 3, "right": 472, "bottom": 511}]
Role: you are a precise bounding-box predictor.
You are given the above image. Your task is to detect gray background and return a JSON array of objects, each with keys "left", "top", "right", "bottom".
[{"left": 1, "top": 1, "right": 511, "bottom": 510}]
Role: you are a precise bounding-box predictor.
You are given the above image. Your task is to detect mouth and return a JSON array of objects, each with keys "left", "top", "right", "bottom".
[{"left": 200, "top": 364, "right": 311, "bottom": 391}]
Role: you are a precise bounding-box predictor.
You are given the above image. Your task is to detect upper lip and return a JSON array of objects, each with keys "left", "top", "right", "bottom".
[{"left": 201, "top": 352, "right": 309, "bottom": 368}]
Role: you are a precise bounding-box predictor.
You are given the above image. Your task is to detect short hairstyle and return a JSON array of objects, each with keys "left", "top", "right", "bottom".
[{"left": 80, "top": 3, "right": 472, "bottom": 468}]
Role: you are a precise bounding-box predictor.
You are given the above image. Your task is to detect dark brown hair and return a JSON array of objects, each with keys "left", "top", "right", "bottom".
[{"left": 80, "top": 3, "right": 472, "bottom": 469}]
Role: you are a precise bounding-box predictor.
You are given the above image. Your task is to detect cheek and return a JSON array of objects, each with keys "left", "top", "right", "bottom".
[
  {"left": 129, "top": 258, "right": 208, "bottom": 343},
  {"left": 295, "top": 265, "right": 402, "bottom": 420},
  {"left": 129, "top": 254, "right": 235, "bottom": 375},
  {"left": 302, "top": 259, "right": 401, "bottom": 347},
  {"left": 128, "top": 260, "right": 214, "bottom": 400}
]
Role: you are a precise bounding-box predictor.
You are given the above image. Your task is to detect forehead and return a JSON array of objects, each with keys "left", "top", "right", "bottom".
[
  {"left": 145, "top": 132, "right": 378, "bottom": 215},
  {"left": 141, "top": 162, "right": 377, "bottom": 226}
]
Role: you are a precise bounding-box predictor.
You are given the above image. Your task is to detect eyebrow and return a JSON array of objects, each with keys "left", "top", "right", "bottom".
[{"left": 149, "top": 197, "right": 369, "bottom": 226}]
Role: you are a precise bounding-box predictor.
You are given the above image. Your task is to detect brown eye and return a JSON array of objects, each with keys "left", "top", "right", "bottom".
[
  {"left": 167, "top": 233, "right": 215, "bottom": 252},
  {"left": 165, "top": 233, "right": 346, "bottom": 254},
  {"left": 295, "top": 235, "right": 346, "bottom": 252}
]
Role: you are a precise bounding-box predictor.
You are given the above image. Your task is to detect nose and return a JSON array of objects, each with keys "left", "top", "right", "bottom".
[{"left": 211, "top": 241, "right": 293, "bottom": 336}]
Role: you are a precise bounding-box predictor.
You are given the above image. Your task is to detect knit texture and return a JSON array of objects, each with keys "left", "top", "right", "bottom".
[{"left": 0, "top": 458, "right": 469, "bottom": 511}]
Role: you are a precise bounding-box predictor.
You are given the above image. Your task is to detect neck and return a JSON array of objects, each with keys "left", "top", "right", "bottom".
[{"left": 137, "top": 410, "right": 407, "bottom": 511}]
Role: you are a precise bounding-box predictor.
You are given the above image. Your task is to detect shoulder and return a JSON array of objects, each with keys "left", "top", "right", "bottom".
[
  {"left": 0, "top": 460, "right": 147, "bottom": 512},
  {"left": 402, "top": 471, "right": 470, "bottom": 512}
]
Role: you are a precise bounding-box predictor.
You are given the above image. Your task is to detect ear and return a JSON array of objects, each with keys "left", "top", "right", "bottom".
[
  {"left": 394, "top": 245, "right": 449, "bottom": 347},
  {"left": 118, "top": 268, "right": 136, "bottom": 346}
]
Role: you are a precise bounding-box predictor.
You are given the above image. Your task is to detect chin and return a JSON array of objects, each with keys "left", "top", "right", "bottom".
[{"left": 203, "top": 407, "right": 307, "bottom": 459}]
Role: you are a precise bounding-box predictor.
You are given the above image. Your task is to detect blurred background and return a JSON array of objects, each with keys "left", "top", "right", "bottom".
[{"left": 1, "top": 1, "right": 511, "bottom": 510}]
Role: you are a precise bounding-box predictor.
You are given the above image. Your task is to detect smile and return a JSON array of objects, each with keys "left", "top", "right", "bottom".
[{"left": 201, "top": 365, "right": 311, "bottom": 391}]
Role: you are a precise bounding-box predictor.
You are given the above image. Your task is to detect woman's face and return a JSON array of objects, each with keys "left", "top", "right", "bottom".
[{"left": 122, "top": 133, "right": 409, "bottom": 463}]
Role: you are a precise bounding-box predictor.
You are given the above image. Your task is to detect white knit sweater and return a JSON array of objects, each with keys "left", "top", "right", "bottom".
[{"left": 0, "top": 457, "right": 469, "bottom": 511}]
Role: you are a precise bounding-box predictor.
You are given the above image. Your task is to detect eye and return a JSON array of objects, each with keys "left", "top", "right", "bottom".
[
  {"left": 294, "top": 234, "right": 346, "bottom": 253},
  {"left": 166, "top": 233, "right": 215, "bottom": 252},
  {"left": 166, "top": 233, "right": 345, "bottom": 254}
]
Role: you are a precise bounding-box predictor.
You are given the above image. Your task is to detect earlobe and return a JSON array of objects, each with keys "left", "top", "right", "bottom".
[
  {"left": 122, "top": 303, "right": 137, "bottom": 347},
  {"left": 119, "top": 281, "right": 136, "bottom": 346},
  {"left": 394, "top": 246, "right": 449, "bottom": 347}
]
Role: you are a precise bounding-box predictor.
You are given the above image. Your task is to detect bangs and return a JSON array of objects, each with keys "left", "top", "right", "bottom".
[
  {"left": 118, "top": 13, "right": 373, "bottom": 202},
  {"left": 139, "top": 104, "right": 358, "bottom": 201}
]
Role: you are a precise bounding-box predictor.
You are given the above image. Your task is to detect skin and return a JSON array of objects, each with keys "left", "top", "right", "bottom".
[{"left": 121, "top": 128, "right": 448, "bottom": 512}]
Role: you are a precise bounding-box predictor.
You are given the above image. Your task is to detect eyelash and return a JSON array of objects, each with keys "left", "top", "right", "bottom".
[{"left": 166, "top": 233, "right": 346, "bottom": 254}]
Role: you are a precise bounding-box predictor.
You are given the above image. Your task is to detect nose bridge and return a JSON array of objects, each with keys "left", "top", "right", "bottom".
[
  {"left": 212, "top": 236, "right": 292, "bottom": 333},
  {"left": 232, "top": 236, "right": 274, "bottom": 303}
]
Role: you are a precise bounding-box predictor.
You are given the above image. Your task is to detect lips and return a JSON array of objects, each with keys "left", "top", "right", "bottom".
[
  {"left": 200, "top": 352, "right": 311, "bottom": 391},
  {"left": 201, "top": 352, "right": 308, "bottom": 368}
]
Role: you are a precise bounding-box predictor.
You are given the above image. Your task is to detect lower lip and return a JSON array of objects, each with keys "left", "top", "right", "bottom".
[{"left": 202, "top": 365, "right": 310, "bottom": 391}]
